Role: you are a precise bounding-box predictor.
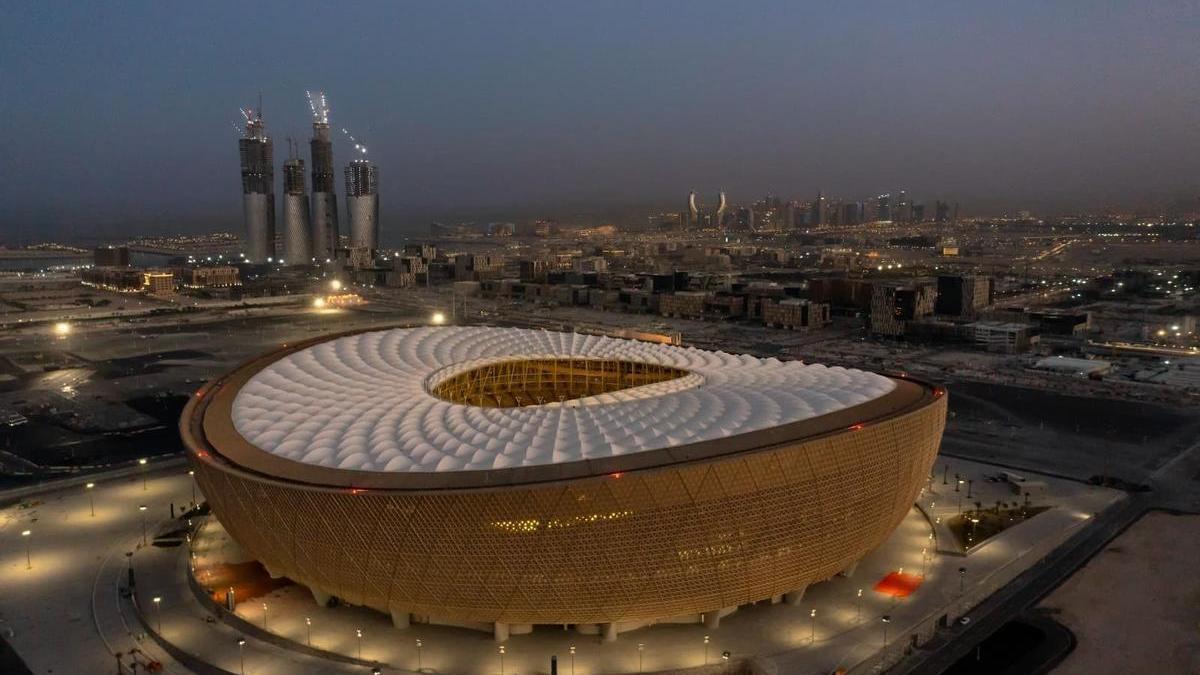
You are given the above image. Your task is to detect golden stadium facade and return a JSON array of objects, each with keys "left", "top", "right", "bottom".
[{"left": 182, "top": 326, "right": 945, "bottom": 636}]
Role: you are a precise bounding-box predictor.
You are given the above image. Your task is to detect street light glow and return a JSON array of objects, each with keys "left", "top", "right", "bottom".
[
  {"left": 431, "top": 311, "right": 446, "bottom": 325},
  {"left": 330, "top": 279, "right": 343, "bottom": 291}
]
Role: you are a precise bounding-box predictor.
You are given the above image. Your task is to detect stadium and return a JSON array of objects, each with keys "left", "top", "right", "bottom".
[{"left": 182, "top": 326, "right": 946, "bottom": 639}]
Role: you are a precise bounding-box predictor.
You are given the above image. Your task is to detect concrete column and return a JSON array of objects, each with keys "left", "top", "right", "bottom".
[
  {"left": 311, "top": 588, "right": 332, "bottom": 607},
  {"left": 390, "top": 608, "right": 410, "bottom": 630},
  {"left": 602, "top": 622, "right": 618, "bottom": 642},
  {"left": 784, "top": 586, "right": 807, "bottom": 606},
  {"left": 703, "top": 611, "right": 721, "bottom": 630},
  {"left": 494, "top": 622, "right": 509, "bottom": 643},
  {"left": 838, "top": 560, "right": 860, "bottom": 578},
  {"left": 770, "top": 594, "right": 784, "bottom": 604}
]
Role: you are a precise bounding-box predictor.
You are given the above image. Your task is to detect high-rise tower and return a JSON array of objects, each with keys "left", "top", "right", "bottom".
[
  {"left": 307, "top": 91, "right": 339, "bottom": 259},
  {"left": 281, "top": 140, "right": 312, "bottom": 265},
  {"left": 345, "top": 157, "right": 379, "bottom": 253},
  {"left": 238, "top": 107, "right": 275, "bottom": 263}
]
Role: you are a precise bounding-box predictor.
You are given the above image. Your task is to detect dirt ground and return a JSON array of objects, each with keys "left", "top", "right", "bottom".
[{"left": 1040, "top": 511, "right": 1200, "bottom": 675}]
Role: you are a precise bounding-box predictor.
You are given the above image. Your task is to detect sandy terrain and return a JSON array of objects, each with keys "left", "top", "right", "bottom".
[{"left": 1040, "top": 511, "right": 1200, "bottom": 674}]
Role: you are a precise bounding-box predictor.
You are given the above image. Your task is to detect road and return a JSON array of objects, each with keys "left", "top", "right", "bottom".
[{"left": 889, "top": 435, "right": 1200, "bottom": 675}]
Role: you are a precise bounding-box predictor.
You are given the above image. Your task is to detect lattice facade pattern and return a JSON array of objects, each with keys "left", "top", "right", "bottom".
[{"left": 190, "top": 393, "right": 945, "bottom": 626}]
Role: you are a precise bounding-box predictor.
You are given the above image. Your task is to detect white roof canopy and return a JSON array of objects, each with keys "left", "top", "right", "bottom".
[{"left": 230, "top": 326, "right": 895, "bottom": 473}]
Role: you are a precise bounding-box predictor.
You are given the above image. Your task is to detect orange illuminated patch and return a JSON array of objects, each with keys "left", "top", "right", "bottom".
[{"left": 874, "top": 571, "right": 923, "bottom": 598}]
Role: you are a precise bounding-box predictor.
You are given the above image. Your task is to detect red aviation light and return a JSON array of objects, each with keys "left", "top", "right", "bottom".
[
  {"left": 848, "top": 423, "right": 865, "bottom": 431},
  {"left": 609, "top": 472, "right": 624, "bottom": 479}
]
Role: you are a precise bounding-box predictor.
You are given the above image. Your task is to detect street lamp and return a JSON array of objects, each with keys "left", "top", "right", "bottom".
[
  {"left": 431, "top": 311, "right": 446, "bottom": 325},
  {"left": 703, "top": 634, "right": 710, "bottom": 665},
  {"left": 153, "top": 596, "right": 162, "bottom": 632},
  {"left": 356, "top": 628, "right": 363, "bottom": 659},
  {"left": 86, "top": 482, "right": 95, "bottom": 517},
  {"left": 857, "top": 588, "right": 864, "bottom": 621},
  {"left": 138, "top": 504, "right": 148, "bottom": 545},
  {"left": 188, "top": 470, "right": 196, "bottom": 507},
  {"left": 881, "top": 614, "right": 891, "bottom": 647},
  {"left": 236, "top": 637, "right": 246, "bottom": 675},
  {"left": 498, "top": 645, "right": 506, "bottom": 675},
  {"left": 139, "top": 457, "right": 148, "bottom": 491},
  {"left": 569, "top": 644, "right": 576, "bottom": 675},
  {"left": 261, "top": 602, "right": 268, "bottom": 630},
  {"left": 21, "top": 530, "right": 31, "bottom": 569},
  {"left": 958, "top": 566, "right": 967, "bottom": 594},
  {"left": 330, "top": 279, "right": 343, "bottom": 292},
  {"left": 416, "top": 638, "right": 423, "bottom": 672},
  {"left": 954, "top": 474, "right": 961, "bottom": 492},
  {"left": 305, "top": 617, "right": 312, "bottom": 646},
  {"left": 968, "top": 517, "right": 980, "bottom": 546},
  {"left": 638, "top": 642, "right": 645, "bottom": 673},
  {"left": 810, "top": 608, "right": 817, "bottom": 643}
]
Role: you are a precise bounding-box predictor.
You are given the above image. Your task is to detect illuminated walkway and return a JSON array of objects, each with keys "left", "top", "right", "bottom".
[{"left": 0, "top": 458, "right": 1121, "bottom": 674}]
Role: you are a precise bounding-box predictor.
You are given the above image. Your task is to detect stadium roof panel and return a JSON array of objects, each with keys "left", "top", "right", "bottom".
[{"left": 227, "top": 326, "right": 897, "bottom": 474}]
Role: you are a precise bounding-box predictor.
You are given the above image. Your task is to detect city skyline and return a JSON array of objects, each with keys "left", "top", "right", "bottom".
[{"left": 2, "top": 1, "right": 1198, "bottom": 241}]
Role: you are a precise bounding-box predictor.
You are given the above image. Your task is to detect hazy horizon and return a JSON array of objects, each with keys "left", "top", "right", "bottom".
[{"left": 3, "top": 1, "right": 1198, "bottom": 243}]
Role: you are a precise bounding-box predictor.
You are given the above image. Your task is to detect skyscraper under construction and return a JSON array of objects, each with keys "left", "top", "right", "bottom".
[
  {"left": 281, "top": 140, "right": 312, "bottom": 265},
  {"left": 238, "top": 107, "right": 275, "bottom": 263},
  {"left": 307, "top": 91, "right": 339, "bottom": 259},
  {"left": 345, "top": 157, "right": 379, "bottom": 253}
]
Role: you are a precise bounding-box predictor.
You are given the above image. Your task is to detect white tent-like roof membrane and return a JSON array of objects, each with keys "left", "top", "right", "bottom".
[{"left": 230, "top": 326, "right": 896, "bottom": 473}]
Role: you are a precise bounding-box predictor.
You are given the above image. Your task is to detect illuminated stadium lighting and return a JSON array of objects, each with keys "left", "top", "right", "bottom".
[{"left": 183, "top": 326, "right": 946, "bottom": 632}]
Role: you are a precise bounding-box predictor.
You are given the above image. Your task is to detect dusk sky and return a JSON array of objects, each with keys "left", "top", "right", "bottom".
[{"left": 2, "top": 1, "right": 1197, "bottom": 240}]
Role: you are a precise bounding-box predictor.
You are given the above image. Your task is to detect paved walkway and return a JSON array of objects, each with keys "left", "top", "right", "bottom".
[{"left": 0, "top": 457, "right": 1122, "bottom": 675}]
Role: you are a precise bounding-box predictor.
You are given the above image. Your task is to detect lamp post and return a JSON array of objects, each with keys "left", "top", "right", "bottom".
[
  {"left": 356, "top": 628, "right": 363, "bottom": 659},
  {"left": 188, "top": 470, "right": 196, "bottom": 507},
  {"left": 569, "top": 644, "right": 576, "bottom": 674},
  {"left": 261, "top": 602, "right": 268, "bottom": 631},
  {"left": 959, "top": 566, "right": 967, "bottom": 594},
  {"left": 21, "top": 529, "right": 31, "bottom": 569},
  {"left": 810, "top": 608, "right": 817, "bottom": 643},
  {"left": 881, "top": 614, "right": 891, "bottom": 647},
  {"left": 954, "top": 474, "right": 961, "bottom": 492},
  {"left": 703, "top": 635, "right": 710, "bottom": 665},
  {"left": 86, "top": 482, "right": 95, "bottom": 517},
  {"left": 139, "top": 457, "right": 148, "bottom": 491},
  {"left": 416, "top": 638, "right": 423, "bottom": 672},
  {"left": 498, "top": 645, "right": 506, "bottom": 675},
  {"left": 968, "top": 518, "right": 980, "bottom": 547},
  {"left": 305, "top": 617, "right": 312, "bottom": 646},
  {"left": 152, "top": 596, "right": 162, "bottom": 632},
  {"left": 138, "top": 505, "right": 148, "bottom": 545},
  {"left": 637, "top": 643, "right": 645, "bottom": 674},
  {"left": 966, "top": 479, "right": 973, "bottom": 499},
  {"left": 236, "top": 637, "right": 246, "bottom": 675},
  {"left": 857, "top": 588, "right": 864, "bottom": 621}
]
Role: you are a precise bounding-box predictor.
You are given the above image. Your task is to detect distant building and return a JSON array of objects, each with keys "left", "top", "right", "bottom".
[
  {"left": 936, "top": 275, "right": 993, "bottom": 317},
  {"left": 93, "top": 246, "right": 130, "bottom": 268},
  {"left": 763, "top": 299, "right": 831, "bottom": 331},
  {"left": 965, "top": 321, "right": 1036, "bottom": 353},
  {"left": 80, "top": 268, "right": 143, "bottom": 292},
  {"left": 186, "top": 266, "right": 240, "bottom": 288},
  {"left": 238, "top": 109, "right": 275, "bottom": 263},
  {"left": 345, "top": 159, "right": 379, "bottom": 253},
  {"left": 309, "top": 94, "right": 340, "bottom": 260},
  {"left": 659, "top": 291, "right": 709, "bottom": 319},
  {"left": 869, "top": 281, "right": 936, "bottom": 336},
  {"left": 281, "top": 152, "right": 312, "bottom": 265},
  {"left": 142, "top": 272, "right": 175, "bottom": 295}
]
